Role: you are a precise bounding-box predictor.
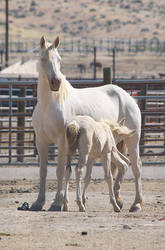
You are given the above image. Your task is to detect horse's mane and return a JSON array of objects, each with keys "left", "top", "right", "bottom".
[{"left": 52, "top": 76, "right": 71, "bottom": 106}]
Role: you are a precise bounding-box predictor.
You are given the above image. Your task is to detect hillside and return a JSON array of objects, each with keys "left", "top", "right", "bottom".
[{"left": 0, "top": 0, "right": 165, "bottom": 41}]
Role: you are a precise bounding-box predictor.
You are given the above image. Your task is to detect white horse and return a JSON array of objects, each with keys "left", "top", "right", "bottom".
[
  {"left": 64, "top": 116, "right": 135, "bottom": 212},
  {"left": 31, "top": 36, "right": 143, "bottom": 212}
]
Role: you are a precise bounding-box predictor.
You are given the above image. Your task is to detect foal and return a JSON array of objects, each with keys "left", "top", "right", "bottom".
[{"left": 63, "top": 116, "right": 135, "bottom": 212}]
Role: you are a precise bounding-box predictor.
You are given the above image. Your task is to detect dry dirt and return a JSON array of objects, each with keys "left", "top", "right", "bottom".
[{"left": 0, "top": 178, "right": 165, "bottom": 250}]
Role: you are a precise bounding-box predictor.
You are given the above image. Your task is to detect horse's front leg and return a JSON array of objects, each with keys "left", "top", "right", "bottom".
[
  {"left": 30, "top": 137, "right": 49, "bottom": 211},
  {"left": 48, "top": 146, "right": 66, "bottom": 211}
]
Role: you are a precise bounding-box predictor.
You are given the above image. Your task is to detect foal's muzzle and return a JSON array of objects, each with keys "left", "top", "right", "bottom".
[{"left": 49, "top": 78, "right": 61, "bottom": 91}]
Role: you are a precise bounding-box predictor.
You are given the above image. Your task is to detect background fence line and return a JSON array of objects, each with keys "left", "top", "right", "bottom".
[{"left": 1, "top": 37, "right": 165, "bottom": 55}]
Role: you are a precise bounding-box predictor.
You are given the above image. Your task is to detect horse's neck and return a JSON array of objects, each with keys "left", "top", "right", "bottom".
[{"left": 37, "top": 73, "right": 52, "bottom": 108}]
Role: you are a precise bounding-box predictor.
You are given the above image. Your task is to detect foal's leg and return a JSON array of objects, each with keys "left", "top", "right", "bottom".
[
  {"left": 126, "top": 136, "right": 143, "bottom": 212},
  {"left": 75, "top": 154, "right": 88, "bottom": 212},
  {"left": 111, "top": 147, "right": 129, "bottom": 209},
  {"left": 30, "top": 136, "right": 49, "bottom": 211},
  {"left": 63, "top": 156, "right": 72, "bottom": 211},
  {"left": 101, "top": 153, "right": 120, "bottom": 212},
  {"left": 82, "top": 157, "right": 94, "bottom": 207}
]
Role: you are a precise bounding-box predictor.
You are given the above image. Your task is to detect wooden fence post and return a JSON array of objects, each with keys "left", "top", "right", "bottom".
[
  {"left": 103, "top": 67, "right": 112, "bottom": 84},
  {"left": 93, "top": 46, "right": 97, "bottom": 80},
  {"left": 112, "top": 48, "right": 116, "bottom": 83},
  {"left": 17, "top": 87, "right": 25, "bottom": 162},
  {"left": 140, "top": 84, "right": 148, "bottom": 155}
]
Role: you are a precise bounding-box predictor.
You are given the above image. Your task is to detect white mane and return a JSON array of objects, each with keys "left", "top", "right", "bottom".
[{"left": 52, "top": 76, "right": 71, "bottom": 106}]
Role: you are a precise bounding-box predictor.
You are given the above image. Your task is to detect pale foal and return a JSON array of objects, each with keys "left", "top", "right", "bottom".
[{"left": 64, "top": 116, "right": 135, "bottom": 212}]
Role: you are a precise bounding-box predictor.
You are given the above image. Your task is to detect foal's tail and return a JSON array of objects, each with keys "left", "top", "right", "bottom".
[{"left": 66, "top": 120, "right": 80, "bottom": 156}]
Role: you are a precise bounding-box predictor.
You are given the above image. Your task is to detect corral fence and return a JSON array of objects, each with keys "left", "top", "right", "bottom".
[
  {"left": 0, "top": 68, "right": 165, "bottom": 166},
  {"left": 0, "top": 37, "right": 165, "bottom": 54}
]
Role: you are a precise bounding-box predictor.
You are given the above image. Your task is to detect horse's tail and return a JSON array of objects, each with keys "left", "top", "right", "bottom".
[{"left": 66, "top": 120, "right": 80, "bottom": 156}]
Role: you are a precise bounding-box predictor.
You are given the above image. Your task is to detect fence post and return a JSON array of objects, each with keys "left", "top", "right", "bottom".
[
  {"left": 93, "top": 46, "right": 97, "bottom": 80},
  {"left": 17, "top": 87, "right": 25, "bottom": 162},
  {"left": 140, "top": 84, "right": 148, "bottom": 155},
  {"left": 112, "top": 48, "right": 116, "bottom": 83},
  {"left": 103, "top": 67, "right": 112, "bottom": 84}
]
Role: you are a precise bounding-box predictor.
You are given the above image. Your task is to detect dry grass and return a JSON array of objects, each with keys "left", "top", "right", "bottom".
[{"left": 0, "top": 0, "right": 165, "bottom": 41}]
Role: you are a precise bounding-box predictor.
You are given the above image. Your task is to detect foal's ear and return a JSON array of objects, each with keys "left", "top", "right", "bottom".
[
  {"left": 54, "top": 36, "right": 60, "bottom": 48},
  {"left": 40, "top": 36, "right": 46, "bottom": 48},
  {"left": 119, "top": 117, "right": 125, "bottom": 126}
]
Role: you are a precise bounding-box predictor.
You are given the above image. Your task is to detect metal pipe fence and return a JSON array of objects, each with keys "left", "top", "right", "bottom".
[{"left": 0, "top": 74, "right": 165, "bottom": 166}]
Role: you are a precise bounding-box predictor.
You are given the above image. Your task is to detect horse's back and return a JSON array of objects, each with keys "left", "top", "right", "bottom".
[{"left": 74, "top": 84, "right": 141, "bottom": 131}]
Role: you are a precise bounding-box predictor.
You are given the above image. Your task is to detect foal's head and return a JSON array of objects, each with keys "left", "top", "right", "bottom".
[{"left": 39, "top": 36, "right": 62, "bottom": 91}]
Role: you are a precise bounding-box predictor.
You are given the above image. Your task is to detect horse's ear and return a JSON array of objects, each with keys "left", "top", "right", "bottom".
[
  {"left": 54, "top": 36, "right": 60, "bottom": 48},
  {"left": 119, "top": 117, "right": 125, "bottom": 126},
  {"left": 40, "top": 36, "right": 46, "bottom": 48}
]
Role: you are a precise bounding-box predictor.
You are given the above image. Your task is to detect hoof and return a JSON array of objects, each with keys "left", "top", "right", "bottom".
[
  {"left": 79, "top": 206, "right": 86, "bottom": 212},
  {"left": 77, "top": 200, "right": 86, "bottom": 212},
  {"left": 63, "top": 203, "right": 69, "bottom": 212},
  {"left": 114, "top": 206, "right": 121, "bottom": 213},
  {"left": 116, "top": 199, "right": 123, "bottom": 210},
  {"left": 29, "top": 203, "right": 43, "bottom": 211},
  {"left": 82, "top": 198, "right": 87, "bottom": 208},
  {"left": 129, "top": 203, "right": 142, "bottom": 212},
  {"left": 48, "top": 205, "right": 62, "bottom": 211}
]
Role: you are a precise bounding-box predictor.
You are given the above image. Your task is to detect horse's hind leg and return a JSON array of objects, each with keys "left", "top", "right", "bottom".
[
  {"left": 111, "top": 147, "right": 129, "bottom": 210},
  {"left": 126, "top": 136, "right": 143, "bottom": 212},
  {"left": 63, "top": 156, "right": 72, "bottom": 211},
  {"left": 30, "top": 136, "right": 49, "bottom": 211}
]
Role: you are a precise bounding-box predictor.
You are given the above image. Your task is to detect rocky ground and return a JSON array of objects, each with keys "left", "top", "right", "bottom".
[{"left": 0, "top": 178, "right": 165, "bottom": 250}]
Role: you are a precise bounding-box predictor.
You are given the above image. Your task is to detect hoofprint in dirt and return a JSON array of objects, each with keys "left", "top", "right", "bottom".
[{"left": 0, "top": 179, "right": 165, "bottom": 250}]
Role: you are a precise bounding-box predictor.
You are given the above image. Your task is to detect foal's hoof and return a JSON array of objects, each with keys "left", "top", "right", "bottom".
[
  {"left": 77, "top": 200, "right": 86, "bottom": 212},
  {"left": 129, "top": 203, "right": 142, "bottom": 212},
  {"left": 114, "top": 207, "right": 121, "bottom": 213},
  {"left": 63, "top": 203, "right": 69, "bottom": 212},
  {"left": 116, "top": 199, "right": 123, "bottom": 210},
  {"left": 48, "top": 204, "right": 62, "bottom": 211}
]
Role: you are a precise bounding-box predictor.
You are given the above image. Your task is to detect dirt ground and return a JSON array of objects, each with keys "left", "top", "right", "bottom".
[{"left": 0, "top": 178, "right": 165, "bottom": 250}]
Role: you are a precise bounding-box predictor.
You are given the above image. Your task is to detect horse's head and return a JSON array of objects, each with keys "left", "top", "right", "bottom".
[{"left": 39, "top": 36, "right": 62, "bottom": 91}]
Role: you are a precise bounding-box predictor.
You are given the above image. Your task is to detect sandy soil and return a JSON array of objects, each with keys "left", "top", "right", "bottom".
[{"left": 0, "top": 178, "right": 165, "bottom": 250}]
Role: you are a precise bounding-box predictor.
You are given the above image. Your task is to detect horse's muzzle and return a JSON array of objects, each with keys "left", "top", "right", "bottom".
[{"left": 49, "top": 78, "right": 61, "bottom": 91}]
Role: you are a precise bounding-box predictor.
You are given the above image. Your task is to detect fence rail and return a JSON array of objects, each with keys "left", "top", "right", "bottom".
[{"left": 0, "top": 71, "right": 165, "bottom": 166}]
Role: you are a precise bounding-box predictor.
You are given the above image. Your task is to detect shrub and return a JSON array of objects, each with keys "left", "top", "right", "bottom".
[
  {"left": 106, "top": 20, "right": 112, "bottom": 26},
  {"left": 141, "top": 28, "right": 149, "bottom": 32},
  {"left": 31, "top": 0, "right": 37, "bottom": 7},
  {"left": 36, "top": 11, "right": 45, "bottom": 17},
  {"left": 54, "top": 9, "right": 60, "bottom": 13},
  {"left": 89, "top": 8, "right": 96, "bottom": 12}
]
